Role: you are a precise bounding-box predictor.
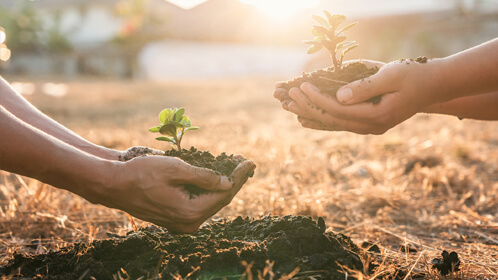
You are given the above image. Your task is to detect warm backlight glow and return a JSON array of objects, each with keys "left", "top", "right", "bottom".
[
  {"left": 240, "top": 0, "right": 321, "bottom": 21},
  {"left": 0, "top": 28, "right": 5, "bottom": 45}
]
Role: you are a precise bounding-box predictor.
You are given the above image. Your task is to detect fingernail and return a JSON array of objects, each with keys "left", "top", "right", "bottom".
[
  {"left": 337, "top": 88, "right": 353, "bottom": 103},
  {"left": 301, "top": 82, "right": 319, "bottom": 92}
]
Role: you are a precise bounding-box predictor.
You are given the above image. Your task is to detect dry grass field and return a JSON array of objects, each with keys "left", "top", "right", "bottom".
[{"left": 0, "top": 77, "right": 497, "bottom": 279}]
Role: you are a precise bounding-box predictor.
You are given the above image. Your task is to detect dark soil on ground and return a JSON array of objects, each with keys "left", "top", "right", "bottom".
[{"left": 1, "top": 215, "right": 364, "bottom": 279}]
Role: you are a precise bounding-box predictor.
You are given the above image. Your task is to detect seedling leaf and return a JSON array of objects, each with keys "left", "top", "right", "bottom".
[
  {"left": 336, "top": 22, "right": 357, "bottom": 34},
  {"left": 312, "top": 15, "right": 329, "bottom": 27},
  {"left": 159, "top": 109, "right": 171, "bottom": 124},
  {"left": 173, "top": 108, "right": 185, "bottom": 122},
  {"left": 159, "top": 123, "right": 177, "bottom": 136},
  {"left": 330, "top": 15, "right": 346, "bottom": 27},
  {"left": 180, "top": 115, "right": 192, "bottom": 126},
  {"left": 185, "top": 126, "right": 199, "bottom": 131},
  {"left": 148, "top": 126, "right": 161, "bottom": 133},
  {"left": 156, "top": 136, "right": 175, "bottom": 143},
  {"left": 307, "top": 45, "right": 322, "bottom": 54}
]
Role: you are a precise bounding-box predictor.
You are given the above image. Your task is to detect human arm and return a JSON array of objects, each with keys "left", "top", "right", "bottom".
[
  {"left": 275, "top": 38, "right": 498, "bottom": 134},
  {"left": 0, "top": 105, "right": 256, "bottom": 232},
  {"left": 0, "top": 76, "right": 120, "bottom": 160}
]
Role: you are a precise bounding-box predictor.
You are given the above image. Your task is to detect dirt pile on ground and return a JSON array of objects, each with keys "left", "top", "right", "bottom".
[{"left": 1, "top": 215, "right": 363, "bottom": 279}]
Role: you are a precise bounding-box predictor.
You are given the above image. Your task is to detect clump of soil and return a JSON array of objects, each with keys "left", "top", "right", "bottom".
[
  {"left": 1, "top": 215, "right": 364, "bottom": 279},
  {"left": 164, "top": 147, "right": 244, "bottom": 177},
  {"left": 164, "top": 147, "right": 248, "bottom": 197},
  {"left": 431, "top": 250, "right": 461, "bottom": 276},
  {"left": 280, "top": 62, "right": 381, "bottom": 103},
  {"left": 120, "top": 146, "right": 250, "bottom": 197}
]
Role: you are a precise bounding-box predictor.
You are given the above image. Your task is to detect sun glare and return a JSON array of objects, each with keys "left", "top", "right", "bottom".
[
  {"left": 0, "top": 28, "right": 6, "bottom": 45},
  {"left": 240, "top": 0, "right": 321, "bottom": 21}
]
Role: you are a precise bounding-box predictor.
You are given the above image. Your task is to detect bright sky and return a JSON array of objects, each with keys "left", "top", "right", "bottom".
[
  {"left": 239, "top": 0, "right": 321, "bottom": 21},
  {"left": 163, "top": 0, "right": 321, "bottom": 21}
]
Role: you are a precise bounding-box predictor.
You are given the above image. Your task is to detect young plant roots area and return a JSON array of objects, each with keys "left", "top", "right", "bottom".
[{"left": 0, "top": 79, "right": 496, "bottom": 279}]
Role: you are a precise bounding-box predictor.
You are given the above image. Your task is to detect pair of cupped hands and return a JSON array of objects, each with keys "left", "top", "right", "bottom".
[
  {"left": 274, "top": 59, "right": 444, "bottom": 134},
  {"left": 111, "top": 146, "right": 255, "bottom": 233}
]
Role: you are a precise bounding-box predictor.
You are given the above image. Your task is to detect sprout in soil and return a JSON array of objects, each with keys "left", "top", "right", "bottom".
[
  {"left": 304, "top": 11, "right": 359, "bottom": 70},
  {"left": 148, "top": 107, "right": 199, "bottom": 150}
]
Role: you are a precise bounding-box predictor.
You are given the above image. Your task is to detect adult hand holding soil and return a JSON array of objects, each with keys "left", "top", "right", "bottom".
[
  {"left": 103, "top": 155, "right": 256, "bottom": 233},
  {"left": 0, "top": 97, "right": 255, "bottom": 234},
  {"left": 276, "top": 38, "right": 498, "bottom": 134}
]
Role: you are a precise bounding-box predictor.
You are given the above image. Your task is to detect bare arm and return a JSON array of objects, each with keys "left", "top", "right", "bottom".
[
  {"left": 0, "top": 104, "right": 256, "bottom": 232},
  {"left": 422, "top": 91, "right": 498, "bottom": 120},
  {"left": 0, "top": 76, "right": 120, "bottom": 160},
  {"left": 275, "top": 38, "right": 498, "bottom": 134}
]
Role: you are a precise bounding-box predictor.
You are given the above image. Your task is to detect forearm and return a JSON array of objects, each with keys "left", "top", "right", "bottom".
[
  {"left": 0, "top": 77, "right": 119, "bottom": 160},
  {"left": 422, "top": 91, "right": 498, "bottom": 120},
  {"left": 436, "top": 38, "right": 498, "bottom": 102},
  {"left": 0, "top": 105, "right": 117, "bottom": 203}
]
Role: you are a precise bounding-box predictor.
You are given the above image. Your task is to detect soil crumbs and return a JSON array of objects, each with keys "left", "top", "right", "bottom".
[
  {"left": 1, "top": 215, "right": 363, "bottom": 279},
  {"left": 164, "top": 147, "right": 244, "bottom": 177},
  {"left": 164, "top": 147, "right": 247, "bottom": 197},
  {"left": 281, "top": 62, "right": 379, "bottom": 97}
]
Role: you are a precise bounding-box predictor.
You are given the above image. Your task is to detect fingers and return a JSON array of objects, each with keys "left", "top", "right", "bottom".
[
  {"left": 299, "top": 82, "right": 386, "bottom": 122},
  {"left": 229, "top": 160, "right": 256, "bottom": 191},
  {"left": 274, "top": 87, "right": 292, "bottom": 102},
  {"left": 336, "top": 66, "right": 397, "bottom": 105},
  {"left": 176, "top": 163, "right": 233, "bottom": 191},
  {"left": 120, "top": 146, "right": 164, "bottom": 162}
]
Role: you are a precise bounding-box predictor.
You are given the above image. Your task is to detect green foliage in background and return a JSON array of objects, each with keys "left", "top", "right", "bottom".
[
  {"left": 149, "top": 108, "right": 199, "bottom": 151},
  {"left": 305, "top": 11, "right": 359, "bottom": 70},
  {"left": 0, "top": 2, "right": 72, "bottom": 54},
  {"left": 0, "top": 3, "right": 42, "bottom": 53}
]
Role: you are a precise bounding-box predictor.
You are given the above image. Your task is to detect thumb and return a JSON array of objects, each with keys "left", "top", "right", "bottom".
[
  {"left": 336, "top": 70, "right": 393, "bottom": 105},
  {"left": 177, "top": 163, "right": 233, "bottom": 192}
]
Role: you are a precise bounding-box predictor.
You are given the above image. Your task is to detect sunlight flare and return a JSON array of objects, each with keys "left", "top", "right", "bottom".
[{"left": 240, "top": 0, "right": 321, "bottom": 21}]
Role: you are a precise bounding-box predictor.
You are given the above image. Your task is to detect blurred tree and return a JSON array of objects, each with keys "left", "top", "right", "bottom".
[
  {"left": 43, "top": 11, "right": 73, "bottom": 54},
  {"left": 112, "top": 0, "right": 163, "bottom": 78},
  {"left": 0, "top": 3, "right": 42, "bottom": 53}
]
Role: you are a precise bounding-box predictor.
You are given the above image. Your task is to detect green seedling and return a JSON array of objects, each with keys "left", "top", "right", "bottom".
[
  {"left": 304, "top": 11, "right": 359, "bottom": 70},
  {"left": 148, "top": 107, "right": 199, "bottom": 150}
]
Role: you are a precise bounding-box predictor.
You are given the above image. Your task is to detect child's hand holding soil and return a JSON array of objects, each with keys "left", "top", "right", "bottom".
[{"left": 274, "top": 11, "right": 498, "bottom": 134}]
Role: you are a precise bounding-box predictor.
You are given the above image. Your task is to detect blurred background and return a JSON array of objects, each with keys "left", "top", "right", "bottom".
[
  {"left": 1, "top": 2, "right": 497, "bottom": 276},
  {"left": 1, "top": 0, "right": 497, "bottom": 80}
]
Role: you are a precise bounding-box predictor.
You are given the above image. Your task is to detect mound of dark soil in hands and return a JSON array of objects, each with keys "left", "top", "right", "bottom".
[
  {"left": 1, "top": 215, "right": 364, "bottom": 280},
  {"left": 164, "top": 147, "right": 244, "bottom": 177},
  {"left": 280, "top": 62, "right": 381, "bottom": 103}
]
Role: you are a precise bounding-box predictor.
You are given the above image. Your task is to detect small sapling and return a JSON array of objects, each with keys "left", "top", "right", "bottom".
[
  {"left": 304, "top": 11, "right": 358, "bottom": 70},
  {"left": 148, "top": 107, "right": 199, "bottom": 150}
]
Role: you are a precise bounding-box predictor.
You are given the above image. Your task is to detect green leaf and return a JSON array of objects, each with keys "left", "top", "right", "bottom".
[
  {"left": 336, "top": 22, "right": 357, "bottom": 34},
  {"left": 170, "top": 121, "right": 186, "bottom": 128},
  {"left": 185, "top": 126, "right": 199, "bottom": 131},
  {"left": 307, "top": 45, "right": 322, "bottom": 54},
  {"left": 311, "top": 25, "right": 329, "bottom": 37},
  {"left": 331, "top": 35, "right": 346, "bottom": 45},
  {"left": 173, "top": 107, "right": 185, "bottom": 122},
  {"left": 330, "top": 15, "right": 346, "bottom": 27},
  {"left": 148, "top": 126, "right": 161, "bottom": 133},
  {"left": 180, "top": 115, "right": 192, "bottom": 126},
  {"left": 156, "top": 136, "right": 175, "bottom": 143},
  {"left": 158, "top": 108, "right": 172, "bottom": 124},
  {"left": 303, "top": 40, "right": 323, "bottom": 46},
  {"left": 340, "top": 44, "right": 358, "bottom": 62},
  {"left": 335, "top": 41, "right": 356, "bottom": 52},
  {"left": 159, "top": 123, "right": 177, "bottom": 136},
  {"left": 312, "top": 15, "right": 329, "bottom": 27},
  {"left": 342, "top": 44, "right": 358, "bottom": 55}
]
